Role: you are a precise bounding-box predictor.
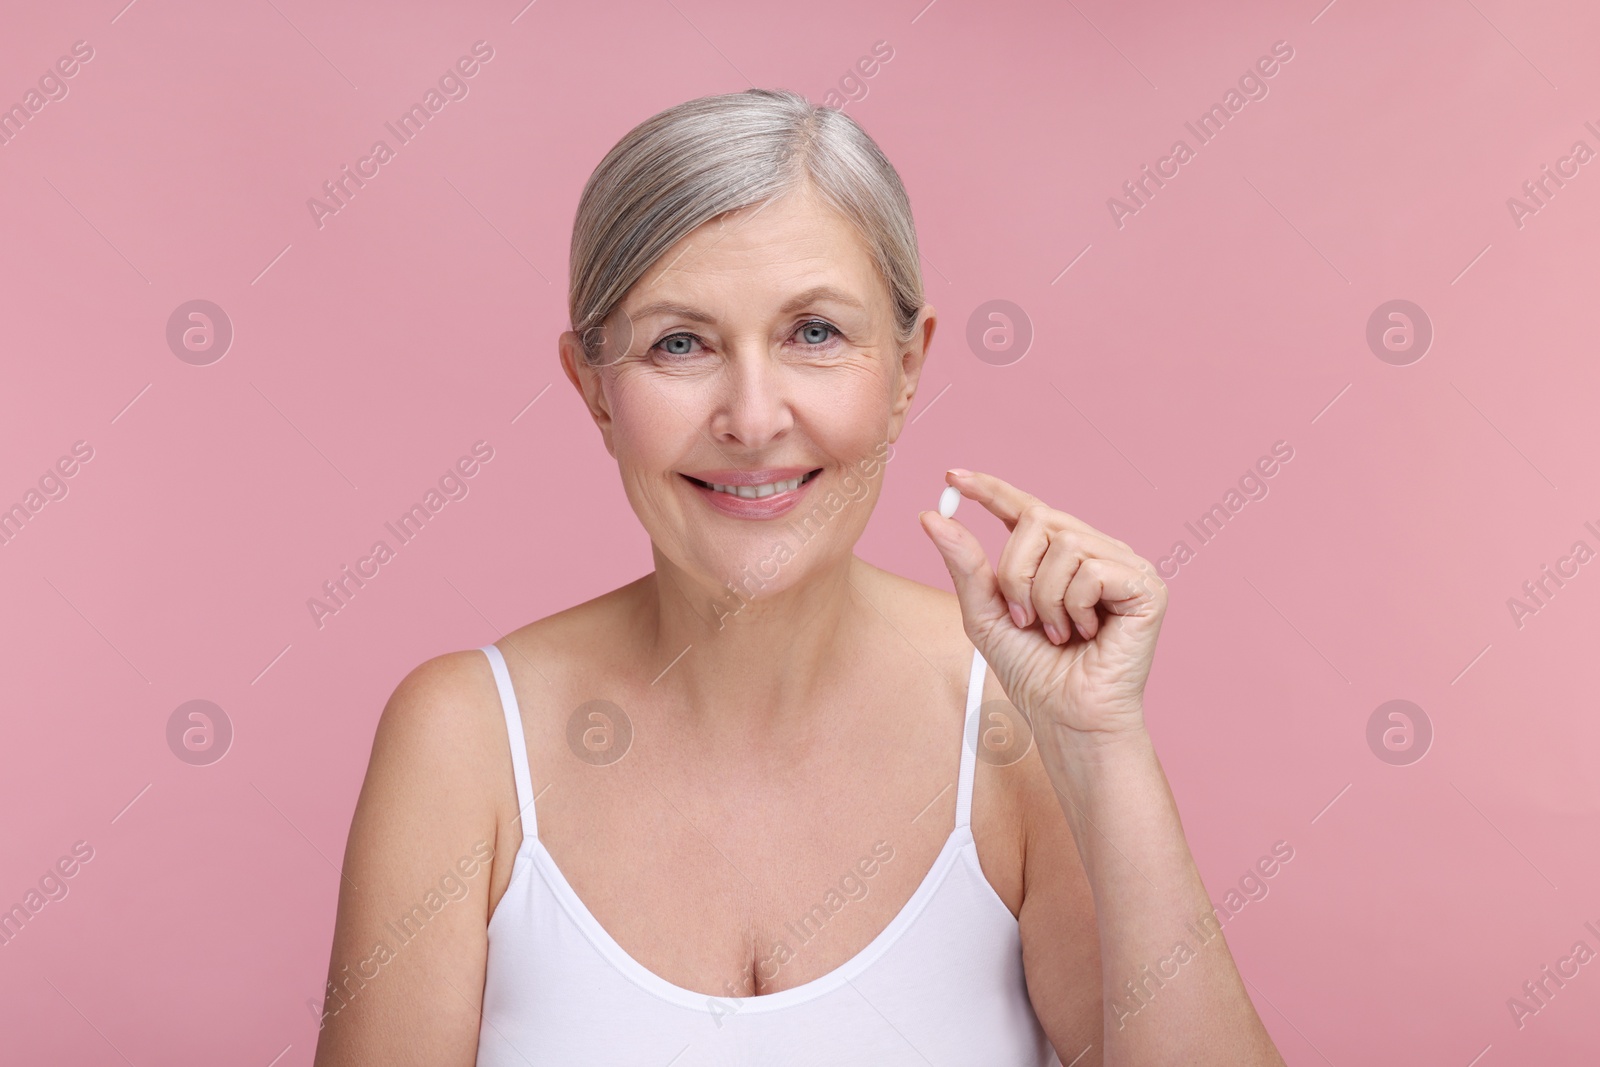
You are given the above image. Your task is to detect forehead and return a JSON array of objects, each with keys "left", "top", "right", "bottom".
[{"left": 625, "top": 184, "right": 883, "bottom": 311}]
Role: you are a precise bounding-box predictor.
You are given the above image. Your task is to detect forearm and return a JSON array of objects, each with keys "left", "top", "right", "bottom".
[{"left": 1040, "top": 721, "right": 1285, "bottom": 1067}]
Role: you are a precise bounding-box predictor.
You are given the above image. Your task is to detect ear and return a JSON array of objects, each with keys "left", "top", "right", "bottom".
[
  {"left": 559, "top": 330, "right": 616, "bottom": 457},
  {"left": 886, "top": 304, "right": 936, "bottom": 445}
]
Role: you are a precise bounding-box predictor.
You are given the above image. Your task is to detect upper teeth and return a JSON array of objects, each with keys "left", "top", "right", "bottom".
[{"left": 707, "top": 472, "right": 812, "bottom": 498}]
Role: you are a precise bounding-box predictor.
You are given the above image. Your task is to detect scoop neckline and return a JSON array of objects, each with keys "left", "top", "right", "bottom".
[{"left": 511, "top": 821, "right": 978, "bottom": 1014}]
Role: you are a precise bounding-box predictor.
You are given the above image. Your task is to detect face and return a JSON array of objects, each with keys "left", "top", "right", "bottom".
[{"left": 560, "top": 182, "right": 935, "bottom": 604}]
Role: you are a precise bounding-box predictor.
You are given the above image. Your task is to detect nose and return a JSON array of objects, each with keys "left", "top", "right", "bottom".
[{"left": 709, "top": 346, "right": 793, "bottom": 451}]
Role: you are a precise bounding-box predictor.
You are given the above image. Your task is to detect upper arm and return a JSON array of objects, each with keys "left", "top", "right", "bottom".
[
  {"left": 313, "top": 650, "right": 508, "bottom": 1067},
  {"left": 1016, "top": 749, "right": 1104, "bottom": 1067}
]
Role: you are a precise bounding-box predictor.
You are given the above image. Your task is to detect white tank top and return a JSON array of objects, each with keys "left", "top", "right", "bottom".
[{"left": 474, "top": 643, "right": 1061, "bottom": 1066}]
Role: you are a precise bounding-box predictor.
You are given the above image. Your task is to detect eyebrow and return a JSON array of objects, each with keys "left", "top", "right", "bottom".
[{"left": 628, "top": 285, "right": 867, "bottom": 325}]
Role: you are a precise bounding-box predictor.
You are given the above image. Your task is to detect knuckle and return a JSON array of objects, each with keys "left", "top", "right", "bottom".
[
  {"left": 1055, "top": 534, "right": 1087, "bottom": 560},
  {"left": 1017, "top": 500, "right": 1050, "bottom": 525},
  {"left": 998, "top": 568, "right": 1031, "bottom": 597}
]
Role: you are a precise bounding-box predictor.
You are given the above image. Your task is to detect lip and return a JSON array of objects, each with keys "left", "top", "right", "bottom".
[{"left": 680, "top": 467, "right": 822, "bottom": 520}]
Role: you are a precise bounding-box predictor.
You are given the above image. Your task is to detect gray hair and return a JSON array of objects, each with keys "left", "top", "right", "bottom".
[{"left": 568, "top": 88, "right": 923, "bottom": 364}]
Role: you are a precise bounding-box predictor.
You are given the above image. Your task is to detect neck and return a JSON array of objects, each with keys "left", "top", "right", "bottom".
[{"left": 637, "top": 544, "right": 875, "bottom": 737}]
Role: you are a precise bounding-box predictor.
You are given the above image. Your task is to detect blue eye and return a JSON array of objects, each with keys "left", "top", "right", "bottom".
[
  {"left": 656, "top": 334, "right": 697, "bottom": 357},
  {"left": 647, "top": 320, "right": 840, "bottom": 361},
  {"left": 796, "top": 320, "right": 838, "bottom": 346}
]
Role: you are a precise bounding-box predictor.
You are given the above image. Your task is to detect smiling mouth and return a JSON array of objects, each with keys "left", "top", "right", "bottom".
[{"left": 681, "top": 468, "right": 823, "bottom": 498}]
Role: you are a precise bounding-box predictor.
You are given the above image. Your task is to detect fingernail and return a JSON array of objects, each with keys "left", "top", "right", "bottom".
[
  {"left": 1075, "top": 621, "right": 1090, "bottom": 641},
  {"left": 1043, "top": 622, "right": 1062, "bottom": 644},
  {"left": 947, "top": 468, "right": 972, "bottom": 478},
  {"left": 1008, "top": 600, "right": 1026, "bottom": 628}
]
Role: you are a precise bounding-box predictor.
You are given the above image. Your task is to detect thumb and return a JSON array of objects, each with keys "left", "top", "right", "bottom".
[{"left": 918, "top": 510, "right": 1008, "bottom": 635}]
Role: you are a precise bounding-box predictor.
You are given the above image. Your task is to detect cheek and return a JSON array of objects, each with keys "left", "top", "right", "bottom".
[
  {"left": 803, "top": 362, "right": 893, "bottom": 447},
  {"left": 603, "top": 384, "right": 697, "bottom": 524},
  {"left": 607, "top": 377, "right": 689, "bottom": 461}
]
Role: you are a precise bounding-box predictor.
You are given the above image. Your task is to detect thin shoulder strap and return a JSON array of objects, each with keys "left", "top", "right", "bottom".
[
  {"left": 955, "top": 646, "right": 988, "bottom": 830},
  {"left": 481, "top": 644, "right": 537, "bottom": 837}
]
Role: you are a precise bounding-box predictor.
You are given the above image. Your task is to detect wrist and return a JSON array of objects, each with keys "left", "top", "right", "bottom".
[{"left": 1039, "top": 715, "right": 1153, "bottom": 769}]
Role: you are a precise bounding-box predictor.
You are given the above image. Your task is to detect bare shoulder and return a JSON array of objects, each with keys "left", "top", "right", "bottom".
[
  {"left": 856, "top": 562, "right": 1081, "bottom": 863},
  {"left": 477, "top": 580, "right": 654, "bottom": 811},
  {"left": 312, "top": 648, "right": 520, "bottom": 1062},
  {"left": 360, "top": 635, "right": 571, "bottom": 905},
  {"left": 865, "top": 560, "right": 1102, "bottom": 1059},
  {"left": 350, "top": 646, "right": 517, "bottom": 886},
  {"left": 374, "top": 648, "right": 505, "bottom": 761},
  {"left": 857, "top": 565, "right": 1031, "bottom": 870}
]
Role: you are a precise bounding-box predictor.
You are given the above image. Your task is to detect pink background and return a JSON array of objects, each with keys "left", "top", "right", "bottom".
[{"left": 3, "top": 0, "right": 1598, "bottom": 1062}]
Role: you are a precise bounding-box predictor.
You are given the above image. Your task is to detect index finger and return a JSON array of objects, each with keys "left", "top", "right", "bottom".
[
  {"left": 946, "top": 468, "right": 1129, "bottom": 550},
  {"left": 943, "top": 469, "right": 1039, "bottom": 531}
]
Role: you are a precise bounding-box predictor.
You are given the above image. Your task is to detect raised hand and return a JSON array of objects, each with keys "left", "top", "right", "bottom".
[{"left": 919, "top": 468, "right": 1168, "bottom": 742}]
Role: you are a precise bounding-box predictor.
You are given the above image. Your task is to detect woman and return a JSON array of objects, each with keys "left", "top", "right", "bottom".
[{"left": 313, "top": 88, "right": 1286, "bottom": 1066}]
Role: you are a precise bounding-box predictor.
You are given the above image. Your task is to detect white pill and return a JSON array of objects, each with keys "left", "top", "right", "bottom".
[{"left": 938, "top": 485, "right": 961, "bottom": 519}]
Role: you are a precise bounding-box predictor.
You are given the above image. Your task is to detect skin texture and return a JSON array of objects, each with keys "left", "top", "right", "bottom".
[{"left": 312, "top": 181, "right": 1284, "bottom": 1066}]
